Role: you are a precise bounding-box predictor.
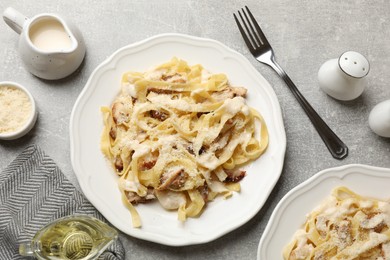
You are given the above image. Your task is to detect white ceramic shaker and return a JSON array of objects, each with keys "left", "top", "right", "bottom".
[
  {"left": 369, "top": 99, "right": 390, "bottom": 138},
  {"left": 318, "top": 51, "right": 370, "bottom": 101}
]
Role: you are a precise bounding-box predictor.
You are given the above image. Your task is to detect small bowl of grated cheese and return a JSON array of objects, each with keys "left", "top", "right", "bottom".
[{"left": 0, "top": 81, "right": 38, "bottom": 140}]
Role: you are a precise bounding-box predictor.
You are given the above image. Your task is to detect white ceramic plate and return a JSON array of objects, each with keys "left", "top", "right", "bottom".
[
  {"left": 258, "top": 164, "right": 390, "bottom": 259},
  {"left": 70, "top": 33, "right": 286, "bottom": 246}
]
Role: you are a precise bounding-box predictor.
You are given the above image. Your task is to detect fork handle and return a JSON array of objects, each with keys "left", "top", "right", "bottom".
[{"left": 269, "top": 60, "right": 348, "bottom": 160}]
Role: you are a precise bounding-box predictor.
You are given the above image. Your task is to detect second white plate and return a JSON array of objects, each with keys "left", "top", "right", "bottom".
[{"left": 258, "top": 164, "right": 390, "bottom": 259}]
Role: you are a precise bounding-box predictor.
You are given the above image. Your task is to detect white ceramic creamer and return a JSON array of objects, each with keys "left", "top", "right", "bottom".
[
  {"left": 3, "top": 7, "right": 86, "bottom": 80},
  {"left": 318, "top": 51, "right": 370, "bottom": 101}
]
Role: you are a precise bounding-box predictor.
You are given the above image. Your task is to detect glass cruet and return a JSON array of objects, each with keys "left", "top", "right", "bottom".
[{"left": 19, "top": 215, "right": 118, "bottom": 260}]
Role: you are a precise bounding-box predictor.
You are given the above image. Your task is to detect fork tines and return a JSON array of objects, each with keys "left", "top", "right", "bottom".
[{"left": 234, "top": 6, "right": 269, "bottom": 52}]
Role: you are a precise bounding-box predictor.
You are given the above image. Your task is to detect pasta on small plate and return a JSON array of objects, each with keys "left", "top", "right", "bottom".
[{"left": 258, "top": 164, "right": 390, "bottom": 260}]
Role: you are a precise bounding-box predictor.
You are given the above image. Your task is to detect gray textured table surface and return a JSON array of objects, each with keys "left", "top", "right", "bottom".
[{"left": 1, "top": 1, "right": 389, "bottom": 259}]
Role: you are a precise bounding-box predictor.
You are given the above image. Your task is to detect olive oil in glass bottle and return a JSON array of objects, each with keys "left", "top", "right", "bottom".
[{"left": 19, "top": 215, "right": 118, "bottom": 260}]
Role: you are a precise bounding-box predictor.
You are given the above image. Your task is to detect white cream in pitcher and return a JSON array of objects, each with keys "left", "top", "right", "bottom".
[
  {"left": 3, "top": 7, "right": 86, "bottom": 79},
  {"left": 29, "top": 18, "right": 72, "bottom": 52}
]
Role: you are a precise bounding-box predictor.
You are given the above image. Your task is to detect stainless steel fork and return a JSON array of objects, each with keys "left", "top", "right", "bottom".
[{"left": 234, "top": 6, "right": 348, "bottom": 160}]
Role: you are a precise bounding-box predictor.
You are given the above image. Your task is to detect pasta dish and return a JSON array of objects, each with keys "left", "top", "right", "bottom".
[
  {"left": 100, "top": 58, "right": 268, "bottom": 227},
  {"left": 283, "top": 186, "right": 390, "bottom": 260}
]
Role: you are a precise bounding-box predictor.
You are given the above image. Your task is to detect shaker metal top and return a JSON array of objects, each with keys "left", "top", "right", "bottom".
[{"left": 338, "top": 51, "right": 370, "bottom": 78}]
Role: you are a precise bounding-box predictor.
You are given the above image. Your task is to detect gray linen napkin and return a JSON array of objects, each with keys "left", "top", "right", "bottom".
[{"left": 0, "top": 145, "right": 125, "bottom": 260}]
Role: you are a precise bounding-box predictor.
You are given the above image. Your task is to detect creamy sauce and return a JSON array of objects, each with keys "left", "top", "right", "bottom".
[
  {"left": 122, "top": 82, "right": 137, "bottom": 98},
  {"left": 29, "top": 18, "right": 72, "bottom": 52},
  {"left": 200, "top": 69, "right": 211, "bottom": 83},
  {"left": 220, "top": 96, "right": 246, "bottom": 115},
  {"left": 197, "top": 152, "right": 220, "bottom": 169},
  {"left": 126, "top": 140, "right": 151, "bottom": 158},
  {"left": 121, "top": 180, "right": 139, "bottom": 192},
  {"left": 145, "top": 69, "right": 166, "bottom": 81},
  {"left": 155, "top": 190, "right": 186, "bottom": 210}
]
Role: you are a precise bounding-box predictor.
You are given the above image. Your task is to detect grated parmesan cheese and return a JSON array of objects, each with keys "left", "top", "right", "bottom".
[{"left": 0, "top": 86, "right": 32, "bottom": 134}]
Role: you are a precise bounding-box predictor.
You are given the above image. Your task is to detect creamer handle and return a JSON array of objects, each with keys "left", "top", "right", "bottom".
[{"left": 3, "top": 7, "right": 28, "bottom": 34}]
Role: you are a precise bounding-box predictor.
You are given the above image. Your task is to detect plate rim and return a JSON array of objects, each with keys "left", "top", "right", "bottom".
[
  {"left": 70, "top": 33, "right": 287, "bottom": 246},
  {"left": 257, "top": 163, "right": 390, "bottom": 259}
]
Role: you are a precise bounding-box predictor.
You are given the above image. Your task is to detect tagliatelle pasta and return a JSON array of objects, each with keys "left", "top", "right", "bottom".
[
  {"left": 283, "top": 186, "right": 390, "bottom": 260},
  {"left": 100, "top": 57, "right": 268, "bottom": 227}
]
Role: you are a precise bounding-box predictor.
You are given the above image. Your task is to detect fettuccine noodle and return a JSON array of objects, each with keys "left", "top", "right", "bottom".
[
  {"left": 283, "top": 186, "right": 390, "bottom": 259},
  {"left": 100, "top": 57, "right": 268, "bottom": 227}
]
